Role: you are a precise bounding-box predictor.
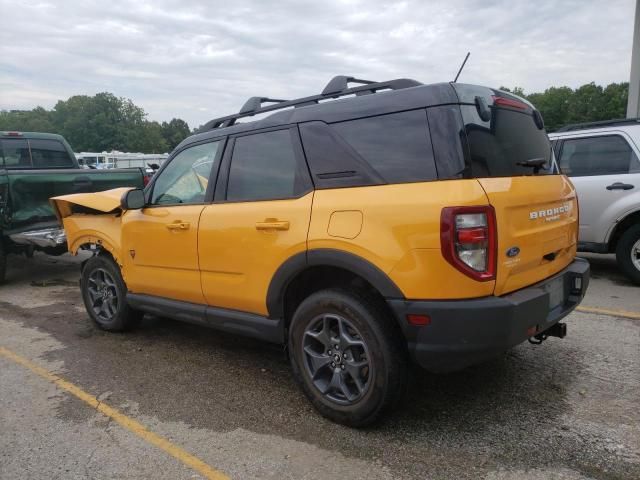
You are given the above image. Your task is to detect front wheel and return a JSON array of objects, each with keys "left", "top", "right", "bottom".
[
  {"left": 616, "top": 224, "right": 640, "bottom": 285},
  {"left": 288, "top": 289, "right": 407, "bottom": 427},
  {"left": 80, "top": 254, "right": 142, "bottom": 331}
]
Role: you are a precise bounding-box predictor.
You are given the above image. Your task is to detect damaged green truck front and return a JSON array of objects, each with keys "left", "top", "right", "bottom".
[{"left": 0, "top": 131, "right": 145, "bottom": 283}]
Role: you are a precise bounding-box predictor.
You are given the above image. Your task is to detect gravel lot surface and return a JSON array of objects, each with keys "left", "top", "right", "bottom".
[{"left": 0, "top": 252, "right": 638, "bottom": 479}]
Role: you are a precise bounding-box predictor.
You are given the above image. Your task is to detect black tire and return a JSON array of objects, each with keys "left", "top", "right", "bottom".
[
  {"left": 0, "top": 241, "right": 6, "bottom": 284},
  {"left": 288, "top": 288, "right": 407, "bottom": 427},
  {"left": 80, "top": 254, "right": 142, "bottom": 331},
  {"left": 616, "top": 224, "right": 640, "bottom": 285}
]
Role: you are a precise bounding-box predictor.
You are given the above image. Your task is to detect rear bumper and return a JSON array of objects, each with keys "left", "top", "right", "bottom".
[{"left": 387, "top": 258, "right": 590, "bottom": 373}]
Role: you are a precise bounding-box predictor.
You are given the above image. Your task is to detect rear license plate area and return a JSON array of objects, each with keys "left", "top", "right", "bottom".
[{"left": 545, "top": 277, "right": 565, "bottom": 310}]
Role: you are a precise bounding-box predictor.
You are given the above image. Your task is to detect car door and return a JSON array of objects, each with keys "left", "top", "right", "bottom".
[
  {"left": 198, "top": 127, "right": 313, "bottom": 316},
  {"left": 121, "top": 139, "right": 223, "bottom": 304},
  {"left": 557, "top": 132, "right": 640, "bottom": 244}
]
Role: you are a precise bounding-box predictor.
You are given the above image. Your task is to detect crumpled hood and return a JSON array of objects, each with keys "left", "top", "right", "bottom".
[{"left": 50, "top": 187, "right": 134, "bottom": 220}]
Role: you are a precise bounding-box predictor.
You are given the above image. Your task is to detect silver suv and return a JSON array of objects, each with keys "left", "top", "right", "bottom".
[{"left": 549, "top": 119, "right": 640, "bottom": 283}]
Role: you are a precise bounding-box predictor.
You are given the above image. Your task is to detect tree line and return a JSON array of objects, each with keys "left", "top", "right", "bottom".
[
  {"left": 0, "top": 82, "right": 631, "bottom": 153},
  {"left": 0, "top": 92, "right": 190, "bottom": 153},
  {"left": 501, "top": 82, "right": 629, "bottom": 132}
]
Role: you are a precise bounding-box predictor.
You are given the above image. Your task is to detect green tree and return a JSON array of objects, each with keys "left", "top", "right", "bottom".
[
  {"left": 527, "top": 86, "right": 574, "bottom": 132},
  {"left": 161, "top": 118, "right": 191, "bottom": 151},
  {"left": 502, "top": 82, "right": 629, "bottom": 131},
  {"left": 0, "top": 107, "right": 56, "bottom": 133},
  {"left": 1, "top": 92, "right": 185, "bottom": 153},
  {"left": 127, "top": 120, "right": 169, "bottom": 153}
]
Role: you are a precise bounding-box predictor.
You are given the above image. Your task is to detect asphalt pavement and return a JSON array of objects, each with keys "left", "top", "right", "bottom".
[{"left": 0, "top": 251, "right": 638, "bottom": 479}]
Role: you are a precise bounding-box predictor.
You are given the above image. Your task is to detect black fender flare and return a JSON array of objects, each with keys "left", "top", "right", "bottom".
[{"left": 266, "top": 248, "right": 405, "bottom": 319}]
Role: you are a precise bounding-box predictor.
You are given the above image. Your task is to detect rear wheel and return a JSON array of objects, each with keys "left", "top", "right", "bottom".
[
  {"left": 288, "top": 289, "right": 407, "bottom": 427},
  {"left": 81, "top": 254, "right": 142, "bottom": 331},
  {"left": 616, "top": 224, "right": 640, "bottom": 284}
]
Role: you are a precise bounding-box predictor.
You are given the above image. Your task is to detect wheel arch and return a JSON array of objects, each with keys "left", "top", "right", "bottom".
[
  {"left": 266, "top": 249, "right": 405, "bottom": 322},
  {"left": 607, "top": 209, "right": 640, "bottom": 252},
  {"left": 70, "top": 234, "right": 122, "bottom": 266}
]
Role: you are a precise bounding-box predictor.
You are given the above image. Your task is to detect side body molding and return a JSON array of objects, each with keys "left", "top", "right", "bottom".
[{"left": 266, "top": 248, "right": 405, "bottom": 319}]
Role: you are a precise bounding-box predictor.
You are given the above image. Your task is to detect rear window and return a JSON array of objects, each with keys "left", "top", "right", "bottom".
[
  {"left": 29, "top": 139, "right": 74, "bottom": 167},
  {"left": 0, "top": 138, "right": 73, "bottom": 168},
  {"left": 0, "top": 139, "right": 31, "bottom": 167},
  {"left": 460, "top": 104, "right": 554, "bottom": 177}
]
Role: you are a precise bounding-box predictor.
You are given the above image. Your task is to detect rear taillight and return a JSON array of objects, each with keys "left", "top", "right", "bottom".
[{"left": 441, "top": 206, "right": 497, "bottom": 281}]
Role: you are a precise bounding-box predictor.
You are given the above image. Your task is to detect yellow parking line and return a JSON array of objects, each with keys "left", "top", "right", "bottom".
[
  {"left": 0, "top": 346, "right": 230, "bottom": 480},
  {"left": 576, "top": 306, "right": 640, "bottom": 320}
]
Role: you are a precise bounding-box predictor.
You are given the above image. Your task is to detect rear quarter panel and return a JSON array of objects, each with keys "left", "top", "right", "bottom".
[{"left": 308, "top": 180, "right": 496, "bottom": 299}]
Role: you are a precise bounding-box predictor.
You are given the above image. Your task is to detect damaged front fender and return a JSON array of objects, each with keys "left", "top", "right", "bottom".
[
  {"left": 50, "top": 187, "right": 133, "bottom": 220},
  {"left": 50, "top": 187, "right": 134, "bottom": 264}
]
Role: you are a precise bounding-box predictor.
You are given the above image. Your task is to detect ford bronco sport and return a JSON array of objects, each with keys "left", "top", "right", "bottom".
[{"left": 52, "top": 76, "right": 590, "bottom": 426}]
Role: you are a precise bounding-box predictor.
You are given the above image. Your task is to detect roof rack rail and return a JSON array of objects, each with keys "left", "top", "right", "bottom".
[
  {"left": 200, "top": 75, "right": 422, "bottom": 131},
  {"left": 556, "top": 118, "right": 640, "bottom": 132}
]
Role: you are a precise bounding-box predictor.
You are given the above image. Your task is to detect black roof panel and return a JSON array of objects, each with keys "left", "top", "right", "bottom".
[{"left": 182, "top": 80, "right": 459, "bottom": 149}]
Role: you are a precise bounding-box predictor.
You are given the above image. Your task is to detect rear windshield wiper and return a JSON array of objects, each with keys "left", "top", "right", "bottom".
[{"left": 516, "top": 157, "right": 547, "bottom": 174}]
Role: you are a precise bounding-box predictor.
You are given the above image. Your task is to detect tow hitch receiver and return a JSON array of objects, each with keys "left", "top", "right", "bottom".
[{"left": 528, "top": 322, "right": 567, "bottom": 345}]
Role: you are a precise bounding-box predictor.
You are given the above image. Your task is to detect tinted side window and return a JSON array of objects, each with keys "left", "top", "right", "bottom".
[
  {"left": 151, "top": 141, "right": 219, "bottom": 205},
  {"left": 558, "top": 135, "right": 640, "bottom": 177},
  {"left": 299, "top": 121, "right": 384, "bottom": 189},
  {"left": 29, "top": 139, "right": 74, "bottom": 167},
  {"left": 1, "top": 139, "right": 31, "bottom": 167},
  {"left": 331, "top": 110, "right": 437, "bottom": 183},
  {"left": 427, "top": 105, "right": 467, "bottom": 179},
  {"left": 227, "top": 129, "right": 308, "bottom": 202}
]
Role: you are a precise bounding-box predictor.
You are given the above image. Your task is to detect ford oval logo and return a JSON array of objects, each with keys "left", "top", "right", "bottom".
[{"left": 506, "top": 246, "right": 520, "bottom": 258}]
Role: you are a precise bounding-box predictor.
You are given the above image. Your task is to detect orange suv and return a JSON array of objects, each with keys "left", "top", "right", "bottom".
[{"left": 52, "top": 76, "right": 590, "bottom": 426}]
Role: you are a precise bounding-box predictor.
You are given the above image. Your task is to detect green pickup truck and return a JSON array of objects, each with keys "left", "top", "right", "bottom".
[{"left": 0, "top": 131, "right": 145, "bottom": 282}]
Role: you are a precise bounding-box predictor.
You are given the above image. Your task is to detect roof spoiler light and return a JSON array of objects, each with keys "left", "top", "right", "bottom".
[{"left": 492, "top": 96, "right": 528, "bottom": 110}]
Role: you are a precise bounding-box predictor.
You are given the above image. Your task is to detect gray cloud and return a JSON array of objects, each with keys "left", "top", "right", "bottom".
[{"left": 0, "top": 0, "right": 635, "bottom": 128}]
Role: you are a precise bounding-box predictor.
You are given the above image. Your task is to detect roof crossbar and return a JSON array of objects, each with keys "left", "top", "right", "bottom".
[
  {"left": 556, "top": 118, "right": 640, "bottom": 132},
  {"left": 321, "top": 75, "right": 376, "bottom": 95},
  {"left": 200, "top": 75, "right": 422, "bottom": 131},
  {"left": 239, "top": 97, "right": 287, "bottom": 115}
]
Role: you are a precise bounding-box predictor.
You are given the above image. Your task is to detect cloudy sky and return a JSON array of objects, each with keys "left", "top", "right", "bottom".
[{"left": 0, "top": 0, "right": 636, "bottom": 128}]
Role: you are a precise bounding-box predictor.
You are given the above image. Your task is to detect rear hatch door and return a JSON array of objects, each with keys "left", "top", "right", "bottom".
[
  {"left": 454, "top": 84, "right": 578, "bottom": 296},
  {"left": 479, "top": 176, "right": 577, "bottom": 295}
]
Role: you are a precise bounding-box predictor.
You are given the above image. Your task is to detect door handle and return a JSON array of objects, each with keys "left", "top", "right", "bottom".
[
  {"left": 255, "top": 220, "right": 290, "bottom": 231},
  {"left": 166, "top": 221, "right": 190, "bottom": 230},
  {"left": 606, "top": 182, "right": 634, "bottom": 190}
]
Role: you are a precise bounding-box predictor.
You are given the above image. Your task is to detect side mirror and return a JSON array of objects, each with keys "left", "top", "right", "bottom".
[{"left": 120, "top": 189, "right": 145, "bottom": 210}]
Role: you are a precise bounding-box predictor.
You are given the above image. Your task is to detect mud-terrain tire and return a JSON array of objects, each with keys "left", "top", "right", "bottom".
[
  {"left": 289, "top": 288, "right": 407, "bottom": 427},
  {"left": 616, "top": 224, "right": 640, "bottom": 285},
  {"left": 80, "top": 254, "right": 143, "bottom": 331}
]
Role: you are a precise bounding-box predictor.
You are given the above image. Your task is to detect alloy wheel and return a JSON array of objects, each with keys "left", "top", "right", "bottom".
[
  {"left": 87, "top": 268, "right": 119, "bottom": 321},
  {"left": 632, "top": 238, "right": 640, "bottom": 272},
  {"left": 302, "top": 313, "right": 372, "bottom": 405}
]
